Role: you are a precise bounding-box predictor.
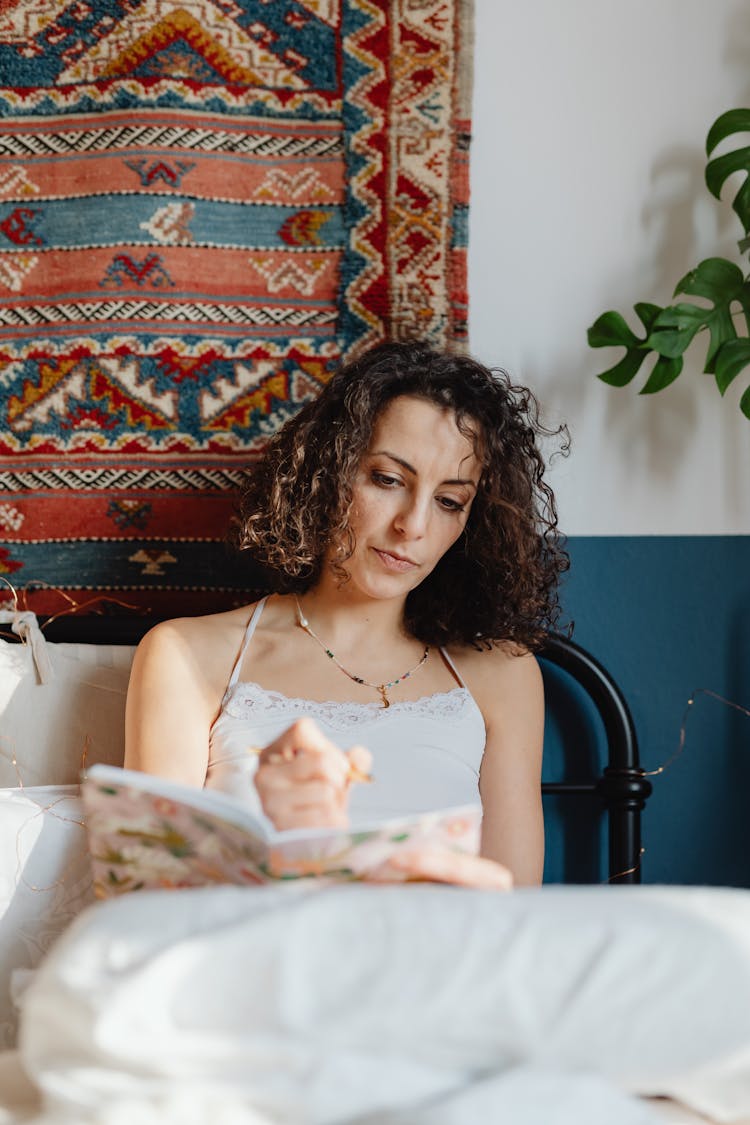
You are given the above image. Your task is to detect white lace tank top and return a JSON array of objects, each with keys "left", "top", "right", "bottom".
[{"left": 206, "top": 599, "right": 486, "bottom": 827}]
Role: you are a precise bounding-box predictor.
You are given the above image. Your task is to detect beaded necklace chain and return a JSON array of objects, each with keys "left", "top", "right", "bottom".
[{"left": 293, "top": 596, "right": 430, "bottom": 709}]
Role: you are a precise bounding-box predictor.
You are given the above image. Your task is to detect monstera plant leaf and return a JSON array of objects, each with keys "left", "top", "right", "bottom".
[
  {"left": 714, "top": 340, "right": 750, "bottom": 418},
  {"left": 705, "top": 109, "right": 750, "bottom": 241},
  {"left": 587, "top": 303, "right": 683, "bottom": 393},
  {"left": 589, "top": 109, "right": 750, "bottom": 419},
  {"left": 648, "top": 258, "right": 750, "bottom": 370}
]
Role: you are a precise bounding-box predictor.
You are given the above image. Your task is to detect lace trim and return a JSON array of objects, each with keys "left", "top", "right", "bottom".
[{"left": 222, "top": 681, "right": 475, "bottom": 730}]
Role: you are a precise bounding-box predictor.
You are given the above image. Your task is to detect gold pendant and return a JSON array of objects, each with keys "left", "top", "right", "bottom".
[{"left": 378, "top": 685, "right": 390, "bottom": 708}]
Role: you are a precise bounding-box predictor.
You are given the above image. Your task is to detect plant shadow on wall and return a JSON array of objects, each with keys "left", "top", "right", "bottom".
[
  {"left": 601, "top": 144, "right": 713, "bottom": 479},
  {"left": 589, "top": 109, "right": 750, "bottom": 421}
]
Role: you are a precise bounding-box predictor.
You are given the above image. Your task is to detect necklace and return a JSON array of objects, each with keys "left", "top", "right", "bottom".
[{"left": 293, "top": 596, "right": 430, "bottom": 709}]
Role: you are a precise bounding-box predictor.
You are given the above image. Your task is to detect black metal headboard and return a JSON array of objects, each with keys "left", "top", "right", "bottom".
[
  {"left": 540, "top": 633, "right": 651, "bottom": 884},
  {"left": 2, "top": 615, "right": 651, "bottom": 885}
]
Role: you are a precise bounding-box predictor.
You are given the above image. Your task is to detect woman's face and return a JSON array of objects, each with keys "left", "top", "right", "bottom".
[{"left": 332, "top": 394, "right": 482, "bottom": 603}]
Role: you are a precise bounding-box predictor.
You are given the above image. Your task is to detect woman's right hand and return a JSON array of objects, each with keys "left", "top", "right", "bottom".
[{"left": 254, "top": 718, "right": 372, "bottom": 831}]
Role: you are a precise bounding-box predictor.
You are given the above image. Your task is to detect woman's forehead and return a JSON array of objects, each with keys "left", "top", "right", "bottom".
[
  {"left": 367, "top": 395, "right": 482, "bottom": 476},
  {"left": 372, "top": 394, "right": 476, "bottom": 435}
]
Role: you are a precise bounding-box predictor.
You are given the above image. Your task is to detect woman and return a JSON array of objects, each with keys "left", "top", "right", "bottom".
[{"left": 124, "top": 341, "right": 568, "bottom": 888}]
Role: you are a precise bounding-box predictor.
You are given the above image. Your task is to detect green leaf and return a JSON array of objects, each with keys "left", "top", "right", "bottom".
[
  {"left": 705, "top": 110, "right": 750, "bottom": 235},
  {"left": 632, "top": 302, "right": 663, "bottom": 332},
  {"left": 741, "top": 384, "right": 750, "bottom": 419},
  {"left": 647, "top": 303, "right": 712, "bottom": 357},
  {"left": 713, "top": 338, "right": 750, "bottom": 394},
  {"left": 587, "top": 311, "right": 639, "bottom": 348},
  {"left": 587, "top": 303, "right": 663, "bottom": 350},
  {"left": 645, "top": 258, "right": 746, "bottom": 369},
  {"left": 586, "top": 110, "right": 750, "bottom": 418},
  {"left": 639, "top": 356, "right": 683, "bottom": 394},
  {"left": 675, "top": 257, "right": 744, "bottom": 296},
  {"left": 705, "top": 148, "right": 750, "bottom": 223},
  {"left": 706, "top": 109, "right": 750, "bottom": 155},
  {"left": 588, "top": 304, "right": 663, "bottom": 388},
  {"left": 677, "top": 258, "right": 750, "bottom": 367},
  {"left": 597, "top": 349, "right": 650, "bottom": 388}
]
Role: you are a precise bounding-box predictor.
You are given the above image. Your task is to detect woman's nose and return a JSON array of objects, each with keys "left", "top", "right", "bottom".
[{"left": 394, "top": 497, "right": 428, "bottom": 538}]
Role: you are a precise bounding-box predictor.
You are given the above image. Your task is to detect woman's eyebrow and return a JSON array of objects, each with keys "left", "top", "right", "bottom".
[{"left": 372, "top": 450, "right": 478, "bottom": 489}]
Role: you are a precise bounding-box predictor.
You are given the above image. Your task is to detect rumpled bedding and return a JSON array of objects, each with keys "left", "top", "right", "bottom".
[{"left": 5, "top": 883, "right": 750, "bottom": 1124}]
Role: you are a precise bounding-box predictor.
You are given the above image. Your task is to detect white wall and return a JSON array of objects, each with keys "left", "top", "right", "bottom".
[{"left": 468, "top": 0, "right": 750, "bottom": 534}]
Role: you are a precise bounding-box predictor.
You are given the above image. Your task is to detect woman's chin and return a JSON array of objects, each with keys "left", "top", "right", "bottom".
[{"left": 346, "top": 569, "right": 420, "bottom": 603}]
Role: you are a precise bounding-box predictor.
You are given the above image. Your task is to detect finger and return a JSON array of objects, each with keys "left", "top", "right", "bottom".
[
  {"left": 280, "top": 808, "right": 349, "bottom": 830},
  {"left": 389, "top": 847, "right": 513, "bottom": 891},
  {"left": 260, "top": 719, "right": 350, "bottom": 781},
  {"left": 287, "top": 781, "right": 348, "bottom": 811},
  {"left": 257, "top": 773, "right": 350, "bottom": 827},
  {"left": 262, "top": 796, "right": 349, "bottom": 831},
  {"left": 257, "top": 751, "right": 350, "bottom": 790},
  {"left": 345, "top": 744, "right": 373, "bottom": 783},
  {"left": 263, "top": 718, "right": 344, "bottom": 762}
]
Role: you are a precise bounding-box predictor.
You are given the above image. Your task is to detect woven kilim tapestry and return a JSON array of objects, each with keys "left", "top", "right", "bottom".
[{"left": 0, "top": 0, "right": 473, "bottom": 617}]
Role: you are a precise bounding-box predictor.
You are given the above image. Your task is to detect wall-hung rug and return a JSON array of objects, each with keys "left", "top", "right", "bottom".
[{"left": 0, "top": 0, "right": 472, "bottom": 615}]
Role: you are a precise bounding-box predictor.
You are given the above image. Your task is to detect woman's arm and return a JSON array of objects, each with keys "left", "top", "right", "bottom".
[
  {"left": 125, "top": 608, "right": 371, "bottom": 826},
  {"left": 458, "top": 645, "right": 546, "bottom": 886},
  {"left": 124, "top": 617, "right": 235, "bottom": 786},
  {"left": 359, "top": 644, "right": 536, "bottom": 892}
]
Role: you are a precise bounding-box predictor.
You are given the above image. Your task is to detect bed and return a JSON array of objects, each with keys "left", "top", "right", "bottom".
[{"left": 0, "top": 608, "right": 748, "bottom": 1125}]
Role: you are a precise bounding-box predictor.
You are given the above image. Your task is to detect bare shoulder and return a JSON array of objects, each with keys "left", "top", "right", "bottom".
[
  {"left": 447, "top": 639, "right": 542, "bottom": 689},
  {"left": 133, "top": 604, "right": 257, "bottom": 696},
  {"left": 445, "top": 641, "right": 543, "bottom": 723},
  {"left": 139, "top": 604, "right": 251, "bottom": 649},
  {"left": 125, "top": 604, "right": 259, "bottom": 781}
]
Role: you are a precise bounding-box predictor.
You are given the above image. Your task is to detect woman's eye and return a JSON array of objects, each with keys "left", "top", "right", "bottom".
[
  {"left": 437, "top": 496, "right": 466, "bottom": 513},
  {"left": 371, "top": 471, "right": 399, "bottom": 488}
]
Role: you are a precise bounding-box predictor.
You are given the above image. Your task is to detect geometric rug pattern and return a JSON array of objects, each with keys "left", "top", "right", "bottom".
[{"left": 0, "top": 0, "right": 473, "bottom": 615}]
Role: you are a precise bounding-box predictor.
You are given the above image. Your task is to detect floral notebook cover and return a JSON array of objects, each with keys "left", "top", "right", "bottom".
[{"left": 81, "top": 764, "right": 482, "bottom": 897}]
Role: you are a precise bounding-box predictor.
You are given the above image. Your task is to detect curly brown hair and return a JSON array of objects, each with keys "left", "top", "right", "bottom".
[{"left": 233, "top": 340, "right": 569, "bottom": 650}]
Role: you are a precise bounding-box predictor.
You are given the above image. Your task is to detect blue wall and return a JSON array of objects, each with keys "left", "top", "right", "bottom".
[{"left": 543, "top": 536, "right": 750, "bottom": 888}]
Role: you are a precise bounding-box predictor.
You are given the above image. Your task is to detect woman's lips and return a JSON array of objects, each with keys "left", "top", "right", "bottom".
[{"left": 373, "top": 548, "right": 418, "bottom": 572}]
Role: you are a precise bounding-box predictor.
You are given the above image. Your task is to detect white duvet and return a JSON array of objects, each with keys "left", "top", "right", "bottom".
[{"left": 4, "top": 883, "right": 750, "bottom": 1124}]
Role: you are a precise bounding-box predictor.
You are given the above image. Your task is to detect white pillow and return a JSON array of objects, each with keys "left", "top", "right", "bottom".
[
  {"left": 0, "top": 785, "right": 94, "bottom": 1050},
  {"left": 0, "top": 613, "right": 135, "bottom": 787}
]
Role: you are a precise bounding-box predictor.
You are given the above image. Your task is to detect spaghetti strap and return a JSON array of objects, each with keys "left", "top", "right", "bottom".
[
  {"left": 226, "top": 598, "right": 267, "bottom": 690},
  {"left": 439, "top": 646, "right": 467, "bottom": 689}
]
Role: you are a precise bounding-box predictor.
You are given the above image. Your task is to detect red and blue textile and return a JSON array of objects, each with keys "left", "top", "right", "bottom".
[{"left": 0, "top": 0, "right": 472, "bottom": 614}]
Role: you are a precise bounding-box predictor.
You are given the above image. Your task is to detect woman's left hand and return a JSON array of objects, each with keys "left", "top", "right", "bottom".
[{"left": 369, "top": 845, "right": 513, "bottom": 890}]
